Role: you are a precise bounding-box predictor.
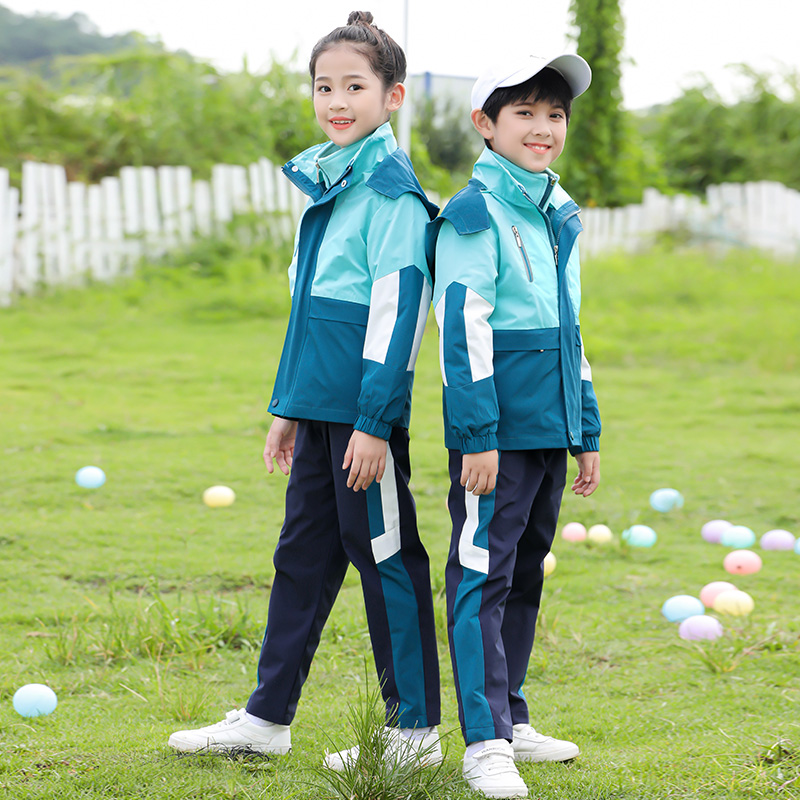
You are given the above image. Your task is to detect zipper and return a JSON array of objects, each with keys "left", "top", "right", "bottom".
[
  {"left": 511, "top": 226, "right": 533, "bottom": 282},
  {"left": 553, "top": 207, "right": 581, "bottom": 268}
]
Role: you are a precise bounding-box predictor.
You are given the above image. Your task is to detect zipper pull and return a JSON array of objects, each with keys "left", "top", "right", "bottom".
[
  {"left": 512, "top": 226, "right": 523, "bottom": 247},
  {"left": 554, "top": 244, "right": 559, "bottom": 267}
]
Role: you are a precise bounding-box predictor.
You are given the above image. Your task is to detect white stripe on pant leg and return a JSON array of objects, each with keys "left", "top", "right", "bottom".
[
  {"left": 371, "top": 444, "right": 401, "bottom": 564},
  {"left": 458, "top": 490, "right": 490, "bottom": 574}
]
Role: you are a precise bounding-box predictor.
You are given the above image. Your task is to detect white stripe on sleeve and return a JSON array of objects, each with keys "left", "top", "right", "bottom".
[
  {"left": 406, "top": 281, "right": 432, "bottom": 371},
  {"left": 363, "top": 271, "right": 400, "bottom": 365},
  {"left": 464, "top": 287, "right": 494, "bottom": 383},
  {"left": 580, "top": 336, "right": 593, "bottom": 381},
  {"left": 434, "top": 294, "right": 448, "bottom": 388}
]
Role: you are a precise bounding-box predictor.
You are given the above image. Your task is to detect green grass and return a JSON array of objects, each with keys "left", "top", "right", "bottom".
[{"left": 1, "top": 243, "right": 799, "bottom": 799}]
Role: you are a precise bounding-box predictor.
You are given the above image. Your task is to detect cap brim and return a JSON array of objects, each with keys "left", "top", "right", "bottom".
[{"left": 498, "top": 54, "right": 592, "bottom": 100}]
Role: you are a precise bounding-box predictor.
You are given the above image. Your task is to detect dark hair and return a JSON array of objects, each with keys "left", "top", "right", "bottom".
[
  {"left": 309, "top": 11, "right": 406, "bottom": 90},
  {"left": 482, "top": 67, "right": 574, "bottom": 124}
]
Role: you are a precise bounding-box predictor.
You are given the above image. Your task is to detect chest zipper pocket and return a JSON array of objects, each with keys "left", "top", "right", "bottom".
[{"left": 512, "top": 226, "right": 533, "bottom": 282}]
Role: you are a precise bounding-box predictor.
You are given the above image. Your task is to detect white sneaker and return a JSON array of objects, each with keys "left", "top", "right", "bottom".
[
  {"left": 463, "top": 740, "right": 528, "bottom": 799},
  {"left": 511, "top": 723, "right": 579, "bottom": 762},
  {"left": 168, "top": 709, "right": 291, "bottom": 755},
  {"left": 324, "top": 726, "right": 442, "bottom": 771}
]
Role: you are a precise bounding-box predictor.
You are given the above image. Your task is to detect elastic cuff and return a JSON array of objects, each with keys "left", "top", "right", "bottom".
[
  {"left": 354, "top": 414, "right": 392, "bottom": 440},
  {"left": 459, "top": 432, "right": 499, "bottom": 454},
  {"left": 569, "top": 435, "right": 599, "bottom": 455}
]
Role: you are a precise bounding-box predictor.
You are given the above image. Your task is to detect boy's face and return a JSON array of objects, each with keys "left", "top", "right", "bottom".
[{"left": 472, "top": 95, "right": 567, "bottom": 173}]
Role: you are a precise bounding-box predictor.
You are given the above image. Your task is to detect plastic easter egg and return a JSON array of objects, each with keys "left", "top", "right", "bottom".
[
  {"left": 701, "top": 519, "right": 732, "bottom": 544},
  {"left": 13, "top": 684, "right": 58, "bottom": 717},
  {"left": 720, "top": 525, "right": 756, "bottom": 548},
  {"left": 713, "top": 589, "right": 754, "bottom": 616},
  {"left": 649, "top": 488, "right": 684, "bottom": 512},
  {"left": 203, "top": 485, "right": 236, "bottom": 508},
  {"left": 543, "top": 552, "right": 557, "bottom": 577},
  {"left": 723, "top": 549, "right": 762, "bottom": 575},
  {"left": 587, "top": 524, "right": 613, "bottom": 544},
  {"left": 622, "top": 524, "right": 657, "bottom": 547},
  {"left": 561, "top": 522, "right": 587, "bottom": 542},
  {"left": 760, "top": 529, "right": 795, "bottom": 551},
  {"left": 699, "top": 580, "right": 737, "bottom": 608},
  {"left": 75, "top": 465, "right": 106, "bottom": 489},
  {"left": 661, "top": 594, "right": 705, "bottom": 623},
  {"left": 678, "top": 614, "right": 724, "bottom": 641}
]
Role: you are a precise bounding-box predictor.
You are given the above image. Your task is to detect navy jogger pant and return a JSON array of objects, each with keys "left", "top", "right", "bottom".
[
  {"left": 246, "top": 419, "right": 440, "bottom": 728},
  {"left": 445, "top": 447, "right": 567, "bottom": 744}
]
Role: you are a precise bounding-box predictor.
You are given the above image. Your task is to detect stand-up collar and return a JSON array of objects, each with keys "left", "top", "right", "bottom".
[
  {"left": 290, "top": 122, "right": 398, "bottom": 190},
  {"left": 472, "top": 147, "right": 560, "bottom": 208}
]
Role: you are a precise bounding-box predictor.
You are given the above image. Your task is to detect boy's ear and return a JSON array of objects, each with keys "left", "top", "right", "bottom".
[
  {"left": 471, "top": 108, "right": 493, "bottom": 140},
  {"left": 386, "top": 82, "right": 406, "bottom": 113}
]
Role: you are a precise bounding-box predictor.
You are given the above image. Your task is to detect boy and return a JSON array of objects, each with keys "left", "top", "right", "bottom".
[{"left": 428, "top": 54, "right": 601, "bottom": 799}]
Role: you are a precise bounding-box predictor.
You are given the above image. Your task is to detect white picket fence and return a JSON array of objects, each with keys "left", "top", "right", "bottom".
[
  {"left": 1, "top": 161, "right": 799, "bottom": 307},
  {"left": 0, "top": 160, "right": 306, "bottom": 307}
]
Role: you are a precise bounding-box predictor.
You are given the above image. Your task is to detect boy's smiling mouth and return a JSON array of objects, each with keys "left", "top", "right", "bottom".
[
  {"left": 524, "top": 143, "right": 551, "bottom": 152},
  {"left": 330, "top": 117, "right": 354, "bottom": 127}
]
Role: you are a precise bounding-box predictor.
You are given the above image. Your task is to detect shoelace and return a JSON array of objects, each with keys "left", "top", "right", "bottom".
[{"left": 475, "top": 746, "right": 516, "bottom": 773}]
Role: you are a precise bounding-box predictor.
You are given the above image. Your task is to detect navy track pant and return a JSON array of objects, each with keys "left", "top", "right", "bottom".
[
  {"left": 246, "top": 419, "right": 440, "bottom": 728},
  {"left": 445, "top": 447, "right": 567, "bottom": 744}
]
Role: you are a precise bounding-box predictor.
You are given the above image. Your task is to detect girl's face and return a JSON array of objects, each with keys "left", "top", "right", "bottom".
[{"left": 313, "top": 44, "right": 404, "bottom": 147}]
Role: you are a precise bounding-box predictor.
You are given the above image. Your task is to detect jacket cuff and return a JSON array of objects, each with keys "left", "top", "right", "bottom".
[
  {"left": 459, "top": 432, "right": 499, "bottom": 454},
  {"left": 354, "top": 415, "right": 393, "bottom": 441},
  {"left": 569, "top": 435, "right": 599, "bottom": 456}
]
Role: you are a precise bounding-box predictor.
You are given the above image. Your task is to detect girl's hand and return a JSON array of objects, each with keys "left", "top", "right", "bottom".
[
  {"left": 572, "top": 451, "right": 600, "bottom": 496},
  {"left": 461, "top": 450, "right": 498, "bottom": 496},
  {"left": 264, "top": 418, "right": 298, "bottom": 475},
  {"left": 343, "top": 431, "right": 387, "bottom": 492}
]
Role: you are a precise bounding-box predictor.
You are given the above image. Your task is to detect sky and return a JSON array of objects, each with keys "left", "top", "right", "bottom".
[{"left": 3, "top": 0, "right": 798, "bottom": 109}]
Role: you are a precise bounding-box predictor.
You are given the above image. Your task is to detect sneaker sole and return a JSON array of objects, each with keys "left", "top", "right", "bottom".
[
  {"left": 465, "top": 779, "right": 528, "bottom": 799},
  {"left": 513, "top": 747, "right": 579, "bottom": 763},
  {"left": 168, "top": 736, "right": 291, "bottom": 756}
]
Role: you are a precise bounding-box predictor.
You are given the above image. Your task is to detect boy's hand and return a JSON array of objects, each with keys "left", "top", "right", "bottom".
[
  {"left": 572, "top": 451, "right": 600, "bottom": 497},
  {"left": 263, "top": 417, "right": 298, "bottom": 475},
  {"left": 461, "top": 450, "right": 498, "bottom": 496},
  {"left": 343, "top": 430, "right": 387, "bottom": 492}
]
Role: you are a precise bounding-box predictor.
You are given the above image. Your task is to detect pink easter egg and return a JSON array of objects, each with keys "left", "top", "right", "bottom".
[
  {"left": 561, "top": 522, "right": 587, "bottom": 542},
  {"left": 699, "top": 580, "right": 737, "bottom": 608},
  {"left": 723, "top": 549, "right": 762, "bottom": 575}
]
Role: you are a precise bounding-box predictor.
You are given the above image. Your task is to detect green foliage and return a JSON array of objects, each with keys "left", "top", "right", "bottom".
[
  {"left": 0, "top": 3, "right": 151, "bottom": 67},
  {"left": 0, "top": 49, "right": 319, "bottom": 184},
  {"left": 414, "top": 96, "right": 478, "bottom": 194},
  {"left": 564, "top": 0, "right": 654, "bottom": 206},
  {"left": 306, "top": 671, "right": 458, "bottom": 800},
  {"left": 650, "top": 68, "right": 800, "bottom": 193}
]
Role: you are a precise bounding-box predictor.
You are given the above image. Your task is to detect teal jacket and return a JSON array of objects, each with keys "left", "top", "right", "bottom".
[
  {"left": 269, "top": 123, "right": 438, "bottom": 439},
  {"left": 428, "top": 147, "right": 600, "bottom": 454}
]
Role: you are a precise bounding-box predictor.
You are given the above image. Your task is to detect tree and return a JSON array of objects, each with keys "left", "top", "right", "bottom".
[{"left": 560, "top": 0, "right": 639, "bottom": 206}]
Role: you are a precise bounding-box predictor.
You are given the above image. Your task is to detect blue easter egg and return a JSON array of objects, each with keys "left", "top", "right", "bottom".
[
  {"left": 623, "top": 524, "right": 658, "bottom": 547},
  {"left": 75, "top": 466, "right": 106, "bottom": 489},
  {"left": 649, "top": 488, "right": 684, "bottom": 512},
  {"left": 720, "top": 525, "right": 756, "bottom": 548},
  {"left": 13, "top": 684, "right": 58, "bottom": 717},
  {"left": 661, "top": 594, "right": 705, "bottom": 623}
]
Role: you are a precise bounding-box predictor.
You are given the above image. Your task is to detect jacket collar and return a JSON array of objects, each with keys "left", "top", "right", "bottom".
[
  {"left": 472, "top": 147, "right": 559, "bottom": 209},
  {"left": 287, "top": 122, "right": 397, "bottom": 193}
]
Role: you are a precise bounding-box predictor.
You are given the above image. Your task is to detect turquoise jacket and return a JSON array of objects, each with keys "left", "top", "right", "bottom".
[
  {"left": 269, "top": 123, "right": 438, "bottom": 439},
  {"left": 428, "top": 147, "right": 601, "bottom": 454}
]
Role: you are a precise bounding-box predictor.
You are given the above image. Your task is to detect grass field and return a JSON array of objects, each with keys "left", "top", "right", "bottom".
[{"left": 1, "top": 242, "right": 799, "bottom": 799}]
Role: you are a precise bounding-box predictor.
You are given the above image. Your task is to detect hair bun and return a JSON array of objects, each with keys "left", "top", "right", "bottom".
[{"left": 347, "top": 10, "right": 374, "bottom": 26}]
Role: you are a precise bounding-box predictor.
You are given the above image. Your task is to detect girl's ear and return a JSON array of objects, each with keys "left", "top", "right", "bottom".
[
  {"left": 386, "top": 82, "right": 406, "bottom": 113},
  {"left": 471, "top": 108, "right": 493, "bottom": 140}
]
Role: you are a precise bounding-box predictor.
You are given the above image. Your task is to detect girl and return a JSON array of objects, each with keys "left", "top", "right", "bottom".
[{"left": 168, "top": 11, "right": 441, "bottom": 766}]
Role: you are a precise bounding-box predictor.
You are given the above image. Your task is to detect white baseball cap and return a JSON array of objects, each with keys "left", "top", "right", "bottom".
[{"left": 471, "top": 54, "right": 592, "bottom": 111}]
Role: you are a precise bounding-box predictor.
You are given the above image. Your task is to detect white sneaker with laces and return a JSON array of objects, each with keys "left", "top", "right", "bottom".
[
  {"left": 463, "top": 740, "right": 528, "bottom": 799},
  {"left": 511, "top": 723, "right": 579, "bottom": 762},
  {"left": 168, "top": 709, "right": 291, "bottom": 755},
  {"left": 324, "top": 726, "right": 442, "bottom": 771}
]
